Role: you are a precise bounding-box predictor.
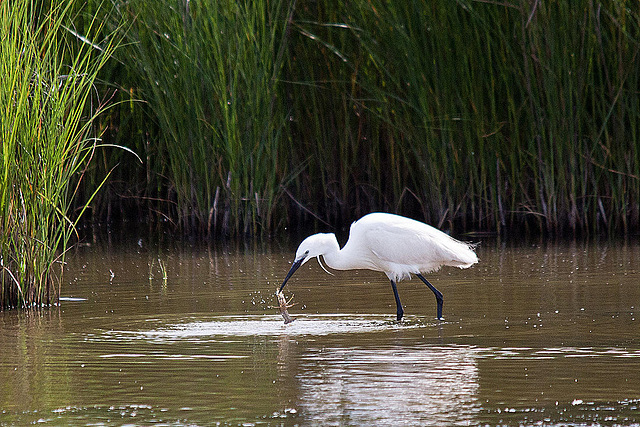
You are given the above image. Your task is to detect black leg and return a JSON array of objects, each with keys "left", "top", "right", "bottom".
[
  {"left": 416, "top": 273, "right": 444, "bottom": 320},
  {"left": 390, "top": 280, "right": 404, "bottom": 321}
]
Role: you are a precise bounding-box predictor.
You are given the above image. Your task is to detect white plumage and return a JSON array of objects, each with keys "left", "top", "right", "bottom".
[{"left": 279, "top": 212, "right": 478, "bottom": 320}]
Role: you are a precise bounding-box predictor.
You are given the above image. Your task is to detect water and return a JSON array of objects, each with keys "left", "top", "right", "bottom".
[{"left": 1, "top": 239, "right": 640, "bottom": 426}]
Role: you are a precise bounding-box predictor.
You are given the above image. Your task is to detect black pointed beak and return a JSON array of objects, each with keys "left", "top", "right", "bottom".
[{"left": 278, "top": 257, "right": 305, "bottom": 293}]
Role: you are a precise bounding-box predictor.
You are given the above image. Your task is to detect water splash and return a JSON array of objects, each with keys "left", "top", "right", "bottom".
[{"left": 100, "top": 314, "right": 434, "bottom": 343}]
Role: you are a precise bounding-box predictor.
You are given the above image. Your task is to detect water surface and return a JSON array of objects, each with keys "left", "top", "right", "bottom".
[{"left": 1, "top": 238, "right": 640, "bottom": 425}]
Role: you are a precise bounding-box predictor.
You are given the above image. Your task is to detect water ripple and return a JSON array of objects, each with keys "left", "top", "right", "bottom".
[
  {"left": 95, "top": 314, "right": 433, "bottom": 343},
  {"left": 489, "top": 346, "right": 640, "bottom": 360}
]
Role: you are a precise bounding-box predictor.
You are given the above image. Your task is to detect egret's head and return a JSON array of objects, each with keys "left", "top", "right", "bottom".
[
  {"left": 295, "top": 233, "right": 338, "bottom": 264},
  {"left": 279, "top": 233, "right": 338, "bottom": 293}
]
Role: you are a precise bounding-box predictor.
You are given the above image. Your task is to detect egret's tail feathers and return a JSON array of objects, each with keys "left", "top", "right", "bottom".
[
  {"left": 449, "top": 241, "right": 479, "bottom": 269},
  {"left": 456, "top": 260, "right": 477, "bottom": 269}
]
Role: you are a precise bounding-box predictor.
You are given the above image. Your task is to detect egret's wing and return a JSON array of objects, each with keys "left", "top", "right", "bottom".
[{"left": 358, "top": 220, "right": 476, "bottom": 275}]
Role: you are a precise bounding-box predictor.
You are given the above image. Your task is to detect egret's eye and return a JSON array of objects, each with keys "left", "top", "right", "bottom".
[{"left": 304, "top": 250, "right": 309, "bottom": 256}]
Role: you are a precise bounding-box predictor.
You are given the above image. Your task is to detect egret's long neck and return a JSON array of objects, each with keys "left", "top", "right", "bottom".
[
  {"left": 322, "top": 248, "right": 351, "bottom": 271},
  {"left": 322, "top": 243, "right": 369, "bottom": 271}
]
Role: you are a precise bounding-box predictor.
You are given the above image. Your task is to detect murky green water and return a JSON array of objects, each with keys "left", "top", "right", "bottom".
[{"left": 1, "top": 238, "right": 640, "bottom": 425}]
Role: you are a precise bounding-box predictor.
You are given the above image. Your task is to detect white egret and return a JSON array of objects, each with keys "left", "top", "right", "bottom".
[{"left": 279, "top": 212, "right": 478, "bottom": 320}]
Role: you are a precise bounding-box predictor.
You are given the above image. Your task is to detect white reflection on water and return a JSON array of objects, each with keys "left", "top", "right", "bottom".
[
  {"left": 296, "top": 344, "right": 481, "bottom": 426},
  {"left": 492, "top": 346, "right": 640, "bottom": 359},
  {"left": 102, "top": 314, "right": 433, "bottom": 342}
]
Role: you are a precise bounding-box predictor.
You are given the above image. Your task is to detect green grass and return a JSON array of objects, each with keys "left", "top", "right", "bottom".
[
  {"left": 35, "top": 0, "right": 640, "bottom": 240},
  {"left": 103, "top": 0, "right": 296, "bottom": 236},
  {"left": 0, "top": 0, "right": 118, "bottom": 309},
  {"left": 282, "top": 0, "right": 640, "bottom": 234}
]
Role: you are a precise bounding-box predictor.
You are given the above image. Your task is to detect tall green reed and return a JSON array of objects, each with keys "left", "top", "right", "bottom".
[
  {"left": 113, "top": 0, "right": 295, "bottom": 236},
  {"left": 74, "top": 0, "right": 640, "bottom": 236},
  {"left": 286, "top": 0, "right": 640, "bottom": 234},
  {"left": 0, "top": 0, "right": 117, "bottom": 309}
]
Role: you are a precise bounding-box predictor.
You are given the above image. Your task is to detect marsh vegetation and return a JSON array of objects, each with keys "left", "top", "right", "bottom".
[
  {"left": 2, "top": 0, "right": 640, "bottom": 307},
  {"left": 88, "top": 0, "right": 640, "bottom": 237},
  {"left": 0, "top": 1, "right": 117, "bottom": 308}
]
